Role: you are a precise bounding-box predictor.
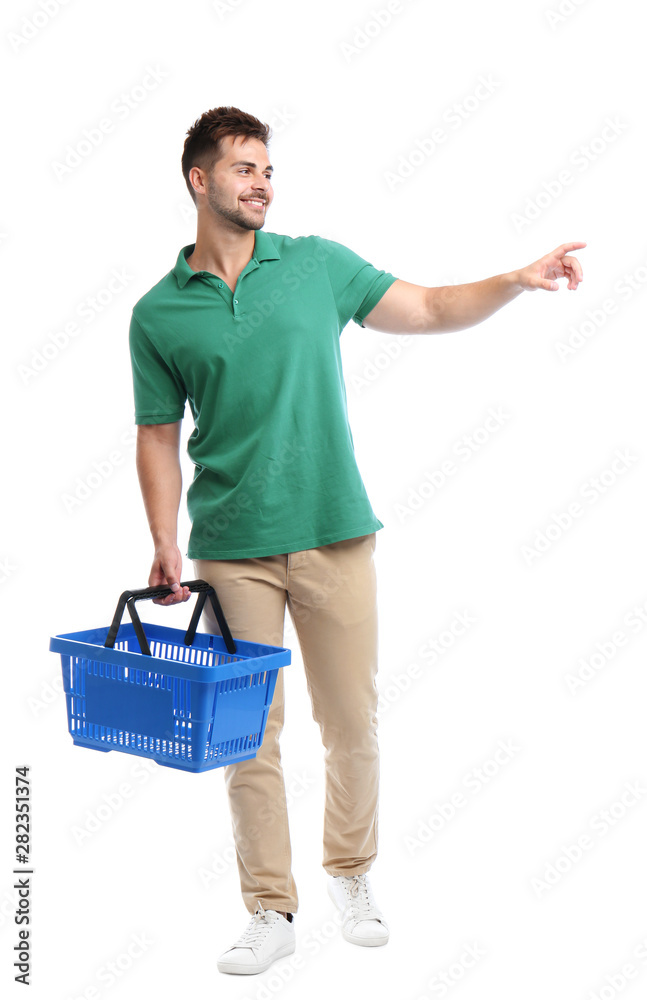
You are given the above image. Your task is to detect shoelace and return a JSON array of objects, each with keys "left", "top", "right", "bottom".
[
  {"left": 231, "top": 900, "right": 276, "bottom": 950},
  {"left": 338, "top": 875, "right": 383, "bottom": 922}
]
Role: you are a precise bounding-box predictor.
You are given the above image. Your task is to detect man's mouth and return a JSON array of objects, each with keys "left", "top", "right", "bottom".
[{"left": 241, "top": 198, "right": 265, "bottom": 208}]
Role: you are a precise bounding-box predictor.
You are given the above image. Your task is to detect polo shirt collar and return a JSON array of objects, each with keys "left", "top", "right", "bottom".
[{"left": 173, "top": 229, "right": 281, "bottom": 289}]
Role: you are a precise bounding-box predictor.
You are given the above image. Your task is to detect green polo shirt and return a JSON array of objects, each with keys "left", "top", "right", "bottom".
[{"left": 129, "top": 229, "right": 398, "bottom": 559}]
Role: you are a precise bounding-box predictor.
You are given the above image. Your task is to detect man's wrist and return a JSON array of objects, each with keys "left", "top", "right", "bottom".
[
  {"left": 153, "top": 533, "right": 179, "bottom": 550},
  {"left": 505, "top": 268, "right": 524, "bottom": 293}
]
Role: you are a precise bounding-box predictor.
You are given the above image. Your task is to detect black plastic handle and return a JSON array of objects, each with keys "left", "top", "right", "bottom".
[{"left": 103, "top": 579, "right": 236, "bottom": 657}]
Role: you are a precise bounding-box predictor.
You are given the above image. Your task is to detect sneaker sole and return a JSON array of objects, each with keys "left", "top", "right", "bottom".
[
  {"left": 217, "top": 940, "right": 296, "bottom": 975},
  {"left": 341, "top": 926, "right": 389, "bottom": 947},
  {"left": 327, "top": 882, "right": 389, "bottom": 947}
]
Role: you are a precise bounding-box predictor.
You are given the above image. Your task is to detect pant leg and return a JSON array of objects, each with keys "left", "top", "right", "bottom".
[
  {"left": 193, "top": 555, "right": 298, "bottom": 915},
  {"left": 284, "top": 532, "right": 380, "bottom": 876}
]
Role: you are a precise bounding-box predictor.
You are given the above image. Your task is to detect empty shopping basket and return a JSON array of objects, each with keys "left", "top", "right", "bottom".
[{"left": 49, "top": 579, "right": 290, "bottom": 773}]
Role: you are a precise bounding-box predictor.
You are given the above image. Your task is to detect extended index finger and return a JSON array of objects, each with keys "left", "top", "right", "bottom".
[{"left": 555, "top": 241, "right": 587, "bottom": 256}]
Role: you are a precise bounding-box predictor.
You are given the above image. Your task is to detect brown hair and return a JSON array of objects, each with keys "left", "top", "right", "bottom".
[{"left": 181, "top": 106, "right": 272, "bottom": 205}]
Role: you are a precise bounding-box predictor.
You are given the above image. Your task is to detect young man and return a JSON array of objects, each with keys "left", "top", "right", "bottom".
[{"left": 129, "top": 105, "right": 584, "bottom": 976}]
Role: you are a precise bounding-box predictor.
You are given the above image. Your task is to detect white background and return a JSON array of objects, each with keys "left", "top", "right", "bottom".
[{"left": 3, "top": 0, "right": 647, "bottom": 997}]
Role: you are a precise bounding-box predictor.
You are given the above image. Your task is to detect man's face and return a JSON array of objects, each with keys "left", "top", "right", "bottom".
[{"left": 195, "top": 134, "right": 274, "bottom": 231}]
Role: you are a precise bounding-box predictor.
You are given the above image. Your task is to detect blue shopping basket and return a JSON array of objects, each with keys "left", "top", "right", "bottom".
[{"left": 49, "top": 579, "right": 290, "bottom": 773}]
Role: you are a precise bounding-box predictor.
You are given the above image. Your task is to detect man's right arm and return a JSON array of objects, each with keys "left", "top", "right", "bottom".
[{"left": 136, "top": 420, "right": 191, "bottom": 606}]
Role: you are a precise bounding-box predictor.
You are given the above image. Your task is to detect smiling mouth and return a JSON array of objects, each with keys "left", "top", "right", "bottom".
[{"left": 241, "top": 198, "right": 265, "bottom": 208}]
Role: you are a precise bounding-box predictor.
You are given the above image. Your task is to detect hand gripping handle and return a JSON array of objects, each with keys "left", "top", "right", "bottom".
[{"left": 103, "top": 579, "right": 236, "bottom": 656}]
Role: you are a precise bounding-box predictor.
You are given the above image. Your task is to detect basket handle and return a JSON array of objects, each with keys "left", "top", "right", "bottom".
[{"left": 103, "top": 579, "right": 237, "bottom": 657}]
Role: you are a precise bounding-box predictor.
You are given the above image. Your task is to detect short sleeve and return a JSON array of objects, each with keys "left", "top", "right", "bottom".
[
  {"left": 317, "top": 236, "right": 398, "bottom": 329},
  {"left": 129, "top": 311, "right": 187, "bottom": 424}
]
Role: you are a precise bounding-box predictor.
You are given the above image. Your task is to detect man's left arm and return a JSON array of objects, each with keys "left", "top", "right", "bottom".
[{"left": 362, "top": 241, "right": 587, "bottom": 335}]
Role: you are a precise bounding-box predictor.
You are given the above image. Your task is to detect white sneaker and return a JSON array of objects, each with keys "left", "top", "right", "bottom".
[
  {"left": 217, "top": 900, "right": 296, "bottom": 975},
  {"left": 327, "top": 873, "right": 390, "bottom": 947}
]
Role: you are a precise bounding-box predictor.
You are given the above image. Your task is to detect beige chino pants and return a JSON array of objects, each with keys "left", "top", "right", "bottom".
[{"left": 193, "top": 531, "right": 380, "bottom": 916}]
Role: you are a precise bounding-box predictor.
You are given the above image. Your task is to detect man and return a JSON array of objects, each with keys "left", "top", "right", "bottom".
[{"left": 128, "top": 105, "right": 584, "bottom": 976}]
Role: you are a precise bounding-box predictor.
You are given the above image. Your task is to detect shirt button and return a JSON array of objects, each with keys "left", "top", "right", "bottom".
[
  {"left": 234, "top": 298, "right": 239, "bottom": 304},
  {"left": 218, "top": 282, "right": 223, "bottom": 288}
]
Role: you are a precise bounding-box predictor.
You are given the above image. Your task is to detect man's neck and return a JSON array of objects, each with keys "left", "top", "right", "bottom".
[{"left": 186, "top": 218, "right": 257, "bottom": 279}]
